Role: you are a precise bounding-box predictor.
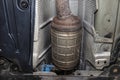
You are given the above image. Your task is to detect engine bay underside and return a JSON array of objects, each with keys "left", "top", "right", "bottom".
[{"left": 0, "top": 0, "right": 120, "bottom": 80}]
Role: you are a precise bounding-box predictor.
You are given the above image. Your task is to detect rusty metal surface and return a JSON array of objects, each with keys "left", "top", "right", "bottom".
[
  {"left": 56, "top": 0, "right": 71, "bottom": 18},
  {"left": 0, "top": 73, "right": 116, "bottom": 80},
  {"left": 52, "top": 16, "right": 81, "bottom": 31},
  {"left": 51, "top": 0, "right": 82, "bottom": 70},
  {"left": 51, "top": 29, "right": 82, "bottom": 70}
]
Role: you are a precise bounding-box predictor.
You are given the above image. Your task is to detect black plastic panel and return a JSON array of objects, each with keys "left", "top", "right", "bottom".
[{"left": 0, "top": 0, "right": 34, "bottom": 72}]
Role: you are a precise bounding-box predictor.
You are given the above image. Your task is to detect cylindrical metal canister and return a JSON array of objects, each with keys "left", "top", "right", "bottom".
[{"left": 51, "top": 0, "right": 82, "bottom": 70}]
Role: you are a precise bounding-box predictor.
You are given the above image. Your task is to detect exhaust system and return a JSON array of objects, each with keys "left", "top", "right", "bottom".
[{"left": 51, "top": 0, "right": 82, "bottom": 70}]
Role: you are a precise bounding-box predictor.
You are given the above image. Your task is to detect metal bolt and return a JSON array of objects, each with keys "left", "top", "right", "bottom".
[{"left": 20, "top": 0, "right": 29, "bottom": 9}]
